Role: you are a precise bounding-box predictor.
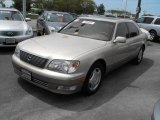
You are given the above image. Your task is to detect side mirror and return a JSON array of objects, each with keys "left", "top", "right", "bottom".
[
  {"left": 114, "top": 36, "right": 126, "bottom": 43},
  {"left": 39, "top": 18, "right": 44, "bottom": 21},
  {"left": 134, "top": 19, "right": 138, "bottom": 22},
  {"left": 25, "top": 18, "right": 31, "bottom": 22}
]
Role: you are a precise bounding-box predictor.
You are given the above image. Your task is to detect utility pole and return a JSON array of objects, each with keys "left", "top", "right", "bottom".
[
  {"left": 124, "top": 0, "right": 128, "bottom": 18},
  {"left": 135, "top": 0, "right": 142, "bottom": 19},
  {"left": 23, "top": 0, "right": 26, "bottom": 18}
]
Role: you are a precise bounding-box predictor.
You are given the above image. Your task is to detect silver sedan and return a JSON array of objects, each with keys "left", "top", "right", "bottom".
[
  {"left": 12, "top": 17, "right": 147, "bottom": 95},
  {"left": 0, "top": 8, "right": 33, "bottom": 47}
]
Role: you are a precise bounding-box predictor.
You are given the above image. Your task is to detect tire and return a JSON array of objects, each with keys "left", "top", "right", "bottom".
[
  {"left": 150, "top": 30, "right": 157, "bottom": 41},
  {"left": 82, "top": 62, "right": 104, "bottom": 95},
  {"left": 43, "top": 29, "right": 46, "bottom": 35},
  {"left": 37, "top": 31, "right": 41, "bottom": 36},
  {"left": 133, "top": 47, "right": 144, "bottom": 65}
]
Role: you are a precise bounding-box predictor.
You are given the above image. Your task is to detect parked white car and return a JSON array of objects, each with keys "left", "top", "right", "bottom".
[
  {"left": 0, "top": 8, "right": 33, "bottom": 47},
  {"left": 136, "top": 16, "right": 160, "bottom": 41}
]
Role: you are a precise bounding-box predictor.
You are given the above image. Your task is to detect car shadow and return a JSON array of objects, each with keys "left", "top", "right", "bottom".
[
  {"left": 0, "top": 47, "right": 15, "bottom": 55},
  {"left": 18, "top": 58, "right": 154, "bottom": 112}
]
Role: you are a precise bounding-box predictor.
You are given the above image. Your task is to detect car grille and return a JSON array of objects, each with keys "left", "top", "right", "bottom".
[
  {"left": 0, "top": 31, "right": 23, "bottom": 36},
  {"left": 20, "top": 50, "right": 48, "bottom": 68}
]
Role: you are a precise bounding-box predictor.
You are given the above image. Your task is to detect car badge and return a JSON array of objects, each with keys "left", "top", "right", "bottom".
[
  {"left": 7, "top": 32, "right": 14, "bottom": 36},
  {"left": 27, "top": 55, "right": 32, "bottom": 62}
]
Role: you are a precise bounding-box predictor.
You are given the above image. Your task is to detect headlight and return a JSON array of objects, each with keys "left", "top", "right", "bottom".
[
  {"left": 14, "top": 46, "right": 20, "bottom": 58},
  {"left": 47, "top": 60, "right": 80, "bottom": 74},
  {"left": 26, "top": 26, "right": 33, "bottom": 35},
  {"left": 48, "top": 26, "right": 56, "bottom": 33}
]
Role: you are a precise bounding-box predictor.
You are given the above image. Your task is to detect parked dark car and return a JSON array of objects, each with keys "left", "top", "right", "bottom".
[{"left": 37, "top": 11, "right": 74, "bottom": 35}]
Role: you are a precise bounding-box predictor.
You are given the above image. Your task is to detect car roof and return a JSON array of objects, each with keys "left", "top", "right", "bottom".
[
  {"left": 44, "top": 11, "right": 69, "bottom": 14},
  {"left": 79, "top": 16, "right": 133, "bottom": 23},
  {"left": 141, "top": 16, "right": 160, "bottom": 18},
  {"left": 0, "top": 8, "right": 19, "bottom": 11}
]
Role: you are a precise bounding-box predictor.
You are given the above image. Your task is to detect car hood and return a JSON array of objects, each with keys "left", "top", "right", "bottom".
[
  {"left": 47, "top": 22, "right": 67, "bottom": 31},
  {"left": 0, "top": 21, "right": 28, "bottom": 31},
  {"left": 19, "top": 33, "right": 106, "bottom": 60}
]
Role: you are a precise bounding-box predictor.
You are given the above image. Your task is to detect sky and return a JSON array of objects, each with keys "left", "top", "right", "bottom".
[
  {"left": 95, "top": 0, "right": 160, "bottom": 15},
  {"left": 3, "top": 0, "right": 13, "bottom": 7},
  {"left": 3, "top": 0, "right": 160, "bottom": 16}
]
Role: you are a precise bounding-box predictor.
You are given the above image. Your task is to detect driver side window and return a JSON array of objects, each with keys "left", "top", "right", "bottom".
[{"left": 116, "top": 23, "right": 129, "bottom": 38}]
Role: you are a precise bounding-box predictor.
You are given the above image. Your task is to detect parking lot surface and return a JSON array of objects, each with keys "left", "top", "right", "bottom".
[{"left": 0, "top": 42, "right": 160, "bottom": 120}]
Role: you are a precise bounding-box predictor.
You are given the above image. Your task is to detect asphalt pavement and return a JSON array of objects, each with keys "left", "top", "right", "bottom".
[{"left": 0, "top": 41, "right": 160, "bottom": 120}]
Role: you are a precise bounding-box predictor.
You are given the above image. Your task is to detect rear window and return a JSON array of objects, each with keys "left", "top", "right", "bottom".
[
  {"left": 137, "top": 17, "right": 154, "bottom": 24},
  {"left": 46, "top": 13, "right": 74, "bottom": 22},
  {"left": 154, "top": 18, "right": 160, "bottom": 25},
  {"left": 60, "top": 18, "right": 115, "bottom": 41},
  {"left": 143, "top": 17, "right": 154, "bottom": 24}
]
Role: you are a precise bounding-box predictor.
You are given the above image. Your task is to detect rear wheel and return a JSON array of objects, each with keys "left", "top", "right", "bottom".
[
  {"left": 37, "top": 31, "right": 41, "bottom": 36},
  {"left": 82, "top": 63, "right": 104, "bottom": 95},
  {"left": 42, "top": 29, "right": 46, "bottom": 35},
  {"left": 150, "top": 30, "right": 157, "bottom": 41}
]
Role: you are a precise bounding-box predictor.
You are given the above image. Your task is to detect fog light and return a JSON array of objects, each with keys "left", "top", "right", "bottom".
[
  {"left": 57, "top": 86, "right": 64, "bottom": 90},
  {"left": 57, "top": 85, "right": 77, "bottom": 91},
  {"left": 69, "top": 86, "right": 77, "bottom": 91}
]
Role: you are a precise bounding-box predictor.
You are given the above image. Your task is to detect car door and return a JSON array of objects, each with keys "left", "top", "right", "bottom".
[
  {"left": 153, "top": 18, "right": 160, "bottom": 35},
  {"left": 126, "top": 22, "right": 143, "bottom": 58},
  {"left": 110, "top": 22, "right": 130, "bottom": 69}
]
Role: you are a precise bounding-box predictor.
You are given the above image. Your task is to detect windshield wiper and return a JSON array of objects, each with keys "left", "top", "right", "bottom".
[{"left": 65, "top": 25, "right": 78, "bottom": 30}]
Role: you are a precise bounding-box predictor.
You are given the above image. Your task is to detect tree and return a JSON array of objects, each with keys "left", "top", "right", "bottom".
[
  {"left": 142, "top": 13, "right": 154, "bottom": 16},
  {"left": 13, "top": 0, "right": 31, "bottom": 12},
  {"left": 97, "top": 3, "right": 105, "bottom": 15},
  {"left": 0, "top": 0, "right": 5, "bottom": 7},
  {"left": 109, "top": 9, "right": 131, "bottom": 16},
  {"left": 32, "top": 0, "right": 96, "bottom": 14}
]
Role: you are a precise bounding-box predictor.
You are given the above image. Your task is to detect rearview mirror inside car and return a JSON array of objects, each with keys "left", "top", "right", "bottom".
[{"left": 114, "top": 36, "right": 126, "bottom": 43}]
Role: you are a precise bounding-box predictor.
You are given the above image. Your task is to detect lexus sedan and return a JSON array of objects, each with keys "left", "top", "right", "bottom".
[
  {"left": 0, "top": 8, "right": 33, "bottom": 47},
  {"left": 37, "top": 11, "right": 74, "bottom": 35},
  {"left": 152, "top": 100, "right": 160, "bottom": 120},
  {"left": 12, "top": 17, "right": 147, "bottom": 95}
]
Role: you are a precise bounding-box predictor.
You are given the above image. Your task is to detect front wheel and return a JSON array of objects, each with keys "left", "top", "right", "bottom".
[
  {"left": 82, "top": 63, "right": 104, "bottom": 95},
  {"left": 133, "top": 47, "right": 144, "bottom": 65}
]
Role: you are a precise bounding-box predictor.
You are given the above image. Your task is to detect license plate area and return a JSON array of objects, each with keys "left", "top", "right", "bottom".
[
  {"left": 21, "top": 69, "right": 31, "bottom": 81},
  {"left": 5, "top": 38, "right": 16, "bottom": 44}
]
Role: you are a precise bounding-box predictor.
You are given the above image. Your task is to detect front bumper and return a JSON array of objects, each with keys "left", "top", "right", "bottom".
[
  {"left": 12, "top": 55, "right": 85, "bottom": 94},
  {"left": 0, "top": 34, "right": 33, "bottom": 47}
]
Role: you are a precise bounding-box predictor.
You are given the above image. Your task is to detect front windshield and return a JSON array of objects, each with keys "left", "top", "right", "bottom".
[
  {"left": 46, "top": 13, "right": 74, "bottom": 22},
  {"left": 0, "top": 10, "right": 24, "bottom": 21},
  {"left": 60, "top": 18, "right": 115, "bottom": 41}
]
